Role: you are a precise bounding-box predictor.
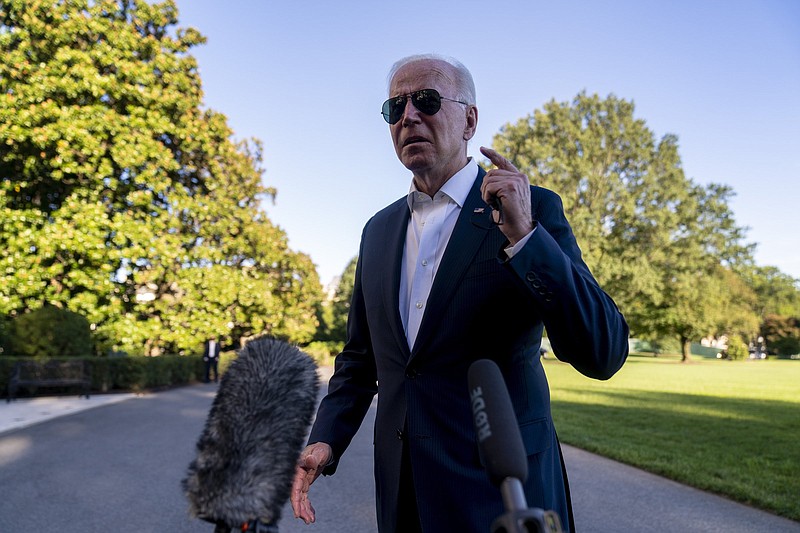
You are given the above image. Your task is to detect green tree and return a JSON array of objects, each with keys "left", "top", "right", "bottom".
[
  {"left": 742, "top": 266, "right": 800, "bottom": 318},
  {"left": 0, "top": 0, "right": 322, "bottom": 355},
  {"left": 490, "top": 92, "right": 756, "bottom": 361},
  {"left": 730, "top": 264, "right": 800, "bottom": 354},
  {"left": 761, "top": 315, "right": 800, "bottom": 356},
  {"left": 327, "top": 256, "right": 358, "bottom": 343}
]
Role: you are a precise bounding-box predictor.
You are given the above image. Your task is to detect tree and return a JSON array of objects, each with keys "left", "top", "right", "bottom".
[
  {"left": 0, "top": 0, "right": 322, "bottom": 355},
  {"left": 327, "top": 256, "right": 358, "bottom": 343},
  {"left": 741, "top": 266, "right": 800, "bottom": 318},
  {"left": 761, "top": 315, "right": 800, "bottom": 356},
  {"left": 490, "top": 92, "right": 756, "bottom": 360}
]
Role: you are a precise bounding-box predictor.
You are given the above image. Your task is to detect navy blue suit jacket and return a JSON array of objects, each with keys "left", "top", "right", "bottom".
[{"left": 308, "top": 167, "right": 629, "bottom": 532}]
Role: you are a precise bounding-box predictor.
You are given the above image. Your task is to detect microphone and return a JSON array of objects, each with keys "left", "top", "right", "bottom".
[
  {"left": 468, "top": 359, "right": 563, "bottom": 533},
  {"left": 468, "top": 359, "right": 527, "bottom": 487},
  {"left": 182, "top": 336, "right": 320, "bottom": 532}
]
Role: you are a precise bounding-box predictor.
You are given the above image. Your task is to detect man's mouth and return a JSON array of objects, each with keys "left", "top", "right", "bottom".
[{"left": 403, "top": 136, "right": 429, "bottom": 147}]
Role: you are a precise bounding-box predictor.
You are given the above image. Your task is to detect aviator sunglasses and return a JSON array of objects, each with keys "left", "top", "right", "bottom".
[{"left": 381, "top": 88, "right": 469, "bottom": 124}]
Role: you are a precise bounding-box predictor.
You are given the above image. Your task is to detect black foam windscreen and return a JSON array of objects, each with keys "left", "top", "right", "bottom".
[
  {"left": 468, "top": 359, "right": 528, "bottom": 486},
  {"left": 182, "top": 336, "right": 320, "bottom": 528}
]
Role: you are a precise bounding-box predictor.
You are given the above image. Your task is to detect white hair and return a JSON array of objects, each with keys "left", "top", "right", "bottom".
[{"left": 387, "top": 53, "right": 476, "bottom": 105}]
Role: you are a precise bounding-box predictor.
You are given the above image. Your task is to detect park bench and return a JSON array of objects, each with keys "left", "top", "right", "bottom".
[{"left": 6, "top": 360, "right": 91, "bottom": 402}]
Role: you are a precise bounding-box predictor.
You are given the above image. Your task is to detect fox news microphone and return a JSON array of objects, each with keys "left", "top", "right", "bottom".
[
  {"left": 468, "top": 359, "right": 564, "bottom": 533},
  {"left": 182, "top": 336, "right": 320, "bottom": 533}
]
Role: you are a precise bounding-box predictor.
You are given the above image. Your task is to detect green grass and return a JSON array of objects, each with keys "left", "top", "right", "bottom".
[{"left": 543, "top": 354, "right": 800, "bottom": 521}]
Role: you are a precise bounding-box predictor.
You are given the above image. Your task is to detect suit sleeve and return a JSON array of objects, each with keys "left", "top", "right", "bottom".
[
  {"left": 505, "top": 187, "right": 629, "bottom": 379},
  {"left": 306, "top": 222, "right": 379, "bottom": 474}
]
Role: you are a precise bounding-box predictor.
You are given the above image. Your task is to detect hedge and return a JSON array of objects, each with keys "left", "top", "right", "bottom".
[{"left": 0, "top": 352, "right": 236, "bottom": 399}]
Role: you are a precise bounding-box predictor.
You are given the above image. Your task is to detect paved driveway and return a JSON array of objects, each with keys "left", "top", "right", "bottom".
[{"left": 0, "top": 384, "right": 797, "bottom": 532}]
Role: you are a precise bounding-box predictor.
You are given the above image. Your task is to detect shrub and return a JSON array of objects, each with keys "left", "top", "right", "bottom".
[
  {"left": 0, "top": 352, "right": 236, "bottom": 399},
  {"left": 302, "top": 341, "right": 342, "bottom": 366},
  {"left": 725, "top": 335, "right": 750, "bottom": 360},
  {"left": 11, "top": 305, "right": 92, "bottom": 358}
]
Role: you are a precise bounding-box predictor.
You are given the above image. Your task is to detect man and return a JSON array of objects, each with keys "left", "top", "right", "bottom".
[
  {"left": 291, "top": 54, "right": 629, "bottom": 532},
  {"left": 203, "top": 335, "right": 220, "bottom": 383}
]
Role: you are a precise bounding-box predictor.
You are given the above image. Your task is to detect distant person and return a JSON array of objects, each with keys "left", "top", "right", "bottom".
[
  {"left": 291, "top": 54, "right": 629, "bottom": 532},
  {"left": 203, "top": 335, "right": 220, "bottom": 383}
]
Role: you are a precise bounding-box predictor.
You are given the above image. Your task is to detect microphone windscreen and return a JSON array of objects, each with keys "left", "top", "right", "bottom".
[
  {"left": 182, "top": 336, "right": 320, "bottom": 528},
  {"left": 467, "top": 359, "right": 528, "bottom": 486}
]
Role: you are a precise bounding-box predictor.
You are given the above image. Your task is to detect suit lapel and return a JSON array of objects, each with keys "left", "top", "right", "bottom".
[
  {"left": 381, "top": 200, "right": 412, "bottom": 359},
  {"left": 411, "top": 168, "right": 494, "bottom": 358}
]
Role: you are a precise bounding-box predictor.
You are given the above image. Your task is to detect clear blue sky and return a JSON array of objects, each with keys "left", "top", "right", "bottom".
[{"left": 175, "top": 0, "right": 800, "bottom": 285}]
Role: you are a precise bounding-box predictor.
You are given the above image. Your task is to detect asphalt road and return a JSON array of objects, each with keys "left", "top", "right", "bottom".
[{"left": 0, "top": 383, "right": 797, "bottom": 533}]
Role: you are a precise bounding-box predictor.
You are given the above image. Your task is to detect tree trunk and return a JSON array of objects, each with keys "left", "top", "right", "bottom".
[{"left": 681, "top": 336, "right": 692, "bottom": 362}]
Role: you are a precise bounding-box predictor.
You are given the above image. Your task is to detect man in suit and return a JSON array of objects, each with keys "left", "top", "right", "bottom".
[
  {"left": 291, "top": 54, "right": 629, "bottom": 532},
  {"left": 203, "top": 335, "right": 220, "bottom": 383}
]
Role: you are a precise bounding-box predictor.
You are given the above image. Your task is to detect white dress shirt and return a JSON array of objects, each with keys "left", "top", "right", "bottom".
[{"left": 399, "top": 159, "right": 479, "bottom": 349}]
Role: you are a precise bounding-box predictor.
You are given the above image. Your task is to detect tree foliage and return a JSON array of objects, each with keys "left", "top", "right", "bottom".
[
  {"left": 314, "top": 255, "right": 357, "bottom": 344},
  {"left": 0, "top": 0, "right": 322, "bottom": 355},
  {"left": 761, "top": 315, "right": 800, "bottom": 356},
  {"left": 741, "top": 266, "right": 800, "bottom": 319},
  {"left": 490, "top": 92, "right": 758, "bottom": 360},
  {"left": 328, "top": 255, "right": 358, "bottom": 343}
]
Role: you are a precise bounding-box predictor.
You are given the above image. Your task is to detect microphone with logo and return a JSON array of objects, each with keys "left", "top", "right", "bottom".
[
  {"left": 182, "top": 336, "right": 320, "bottom": 533},
  {"left": 468, "top": 359, "right": 564, "bottom": 533}
]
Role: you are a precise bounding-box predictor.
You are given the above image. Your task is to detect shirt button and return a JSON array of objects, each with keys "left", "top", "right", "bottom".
[
  {"left": 416, "top": 301, "right": 423, "bottom": 309},
  {"left": 421, "top": 259, "right": 428, "bottom": 267}
]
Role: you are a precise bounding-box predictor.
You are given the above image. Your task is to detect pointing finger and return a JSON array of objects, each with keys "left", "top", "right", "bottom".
[{"left": 480, "top": 146, "right": 518, "bottom": 172}]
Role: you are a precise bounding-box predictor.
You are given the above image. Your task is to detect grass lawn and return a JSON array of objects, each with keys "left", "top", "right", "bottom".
[{"left": 543, "top": 354, "right": 800, "bottom": 521}]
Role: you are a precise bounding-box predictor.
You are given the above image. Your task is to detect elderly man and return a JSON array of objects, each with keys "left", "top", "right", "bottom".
[{"left": 291, "top": 54, "right": 629, "bottom": 532}]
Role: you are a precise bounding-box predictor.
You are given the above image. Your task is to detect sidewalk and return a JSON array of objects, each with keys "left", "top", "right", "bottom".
[{"left": 0, "top": 392, "right": 139, "bottom": 434}]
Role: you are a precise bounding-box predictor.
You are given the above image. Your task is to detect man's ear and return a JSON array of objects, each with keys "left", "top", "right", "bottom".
[{"left": 463, "top": 105, "right": 478, "bottom": 141}]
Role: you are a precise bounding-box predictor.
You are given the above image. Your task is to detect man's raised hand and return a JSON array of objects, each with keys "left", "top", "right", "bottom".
[{"left": 479, "top": 146, "right": 534, "bottom": 244}]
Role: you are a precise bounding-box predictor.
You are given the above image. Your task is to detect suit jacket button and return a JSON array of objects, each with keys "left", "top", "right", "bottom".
[
  {"left": 396, "top": 428, "right": 404, "bottom": 440},
  {"left": 526, "top": 272, "right": 536, "bottom": 282},
  {"left": 406, "top": 368, "right": 418, "bottom": 379}
]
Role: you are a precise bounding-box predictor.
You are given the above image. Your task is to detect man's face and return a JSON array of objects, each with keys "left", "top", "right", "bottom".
[{"left": 388, "top": 60, "right": 476, "bottom": 185}]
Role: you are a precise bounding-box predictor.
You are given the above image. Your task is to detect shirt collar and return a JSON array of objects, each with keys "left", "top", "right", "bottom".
[{"left": 406, "top": 157, "right": 479, "bottom": 212}]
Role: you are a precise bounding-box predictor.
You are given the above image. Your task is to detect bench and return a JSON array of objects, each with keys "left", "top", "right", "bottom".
[{"left": 7, "top": 360, "right": 91, "bottom": 402}]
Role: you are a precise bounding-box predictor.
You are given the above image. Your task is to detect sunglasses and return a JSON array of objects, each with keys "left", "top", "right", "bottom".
[{"left": 381, "top": 89, "right": 469, "bottom": 124}]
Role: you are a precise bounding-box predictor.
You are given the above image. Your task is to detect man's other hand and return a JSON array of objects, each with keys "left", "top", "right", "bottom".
[{"left": 291, "top": 442, "right": 333, "bottom": 524}]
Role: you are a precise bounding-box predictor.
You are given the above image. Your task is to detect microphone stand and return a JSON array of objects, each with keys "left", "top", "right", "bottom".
[{"left": 490, "top": 477, "right": 564, "bottom": 533}]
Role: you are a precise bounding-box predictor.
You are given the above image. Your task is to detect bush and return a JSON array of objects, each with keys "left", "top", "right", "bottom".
[
  {"left": 10, "top": 305, "right": 92, "bottom": 358},
  {"left": 0, "top": 353, "right": 217, "bottom": 399},
  {"left": 724, "top": 335, "right": 750, "bottom": 360},
  {"left": 632, "top": 336, "right": 681, "bottom": 356},
  {"left": 302, "top": 341, "right": 342, "bottom": 366},
  {"left": 90, "top": 354, "right": 209, "bottom": 392}
]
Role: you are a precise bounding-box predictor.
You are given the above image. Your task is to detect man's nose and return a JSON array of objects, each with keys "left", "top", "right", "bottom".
[{"left": 400, "top": 98, "right": 421, "bottom": 125}]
